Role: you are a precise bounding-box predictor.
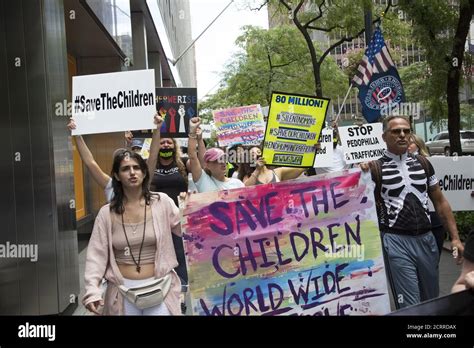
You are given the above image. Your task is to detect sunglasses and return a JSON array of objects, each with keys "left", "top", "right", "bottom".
[{"left": 389, "top": 128, "right": 411, "bottom": 135}]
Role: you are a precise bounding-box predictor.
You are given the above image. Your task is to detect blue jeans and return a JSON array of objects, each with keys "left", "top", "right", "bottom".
[{"left": 382, "top": 231, "right": 439, "bottom": 308}]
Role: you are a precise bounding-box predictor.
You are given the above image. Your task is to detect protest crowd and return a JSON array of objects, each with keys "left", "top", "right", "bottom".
[
  {"left": 69, "top": 26, "right": 474, "bottom": 318},
  {"left": 70, "top": 109, "right": 474, "bottom": 316}
]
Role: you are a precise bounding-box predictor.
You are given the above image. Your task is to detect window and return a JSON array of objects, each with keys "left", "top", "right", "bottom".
[
  {"left": 461, "top": 132, "right": 474, "bottom": 139},
  {"left": 438, "top": 133, "right": 449, "bottom": 140}
]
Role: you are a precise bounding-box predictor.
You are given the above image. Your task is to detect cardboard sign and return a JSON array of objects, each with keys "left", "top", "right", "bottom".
[
  {"left": 428, "top": 156, "right": 474, "bottom": 211},
  {"left": 182, "top": 169, "right": 390, "bottom": 316},
  {"left": 313, "top": 128, "right": 334, "bottom": 168},
  {"left": 156, "top": 87, "right": 197, "bottom": 138},
  {"left": 72, "top": 69, "right": 156, "bottom": 135},
  {"left": 213, "top": 105, "right": 265, "bottom": 147},
  {"left": 338, "top": 123, "right": 386, "bottom": 164},
  {"left": 140, "top": 138, "right": 151, "bottom": 159},
  {"left": 262, "top": 92, "right": 329, "bottom": 167}
]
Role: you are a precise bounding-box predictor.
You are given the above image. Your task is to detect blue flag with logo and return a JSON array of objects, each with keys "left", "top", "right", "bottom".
[{"left": 352, "top": 27, "right": 405, "bottom": 123}]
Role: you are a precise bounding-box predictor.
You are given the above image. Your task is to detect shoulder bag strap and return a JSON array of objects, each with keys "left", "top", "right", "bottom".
[
  {"left": 415, "top": 154, "right": 431, "bottom": 189},
  {"left": 368, "top": 160, "right": 382, "bottom": 204}
]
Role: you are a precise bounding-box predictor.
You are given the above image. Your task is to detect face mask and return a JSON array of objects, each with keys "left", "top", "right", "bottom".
[{"left": 159, "top": 148, "right": 175, "bottom": 159}]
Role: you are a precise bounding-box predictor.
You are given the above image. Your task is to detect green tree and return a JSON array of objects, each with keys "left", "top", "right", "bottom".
[
  {"left": 255, "top": 0, "right": 397, "bottom": 97},
  {"left": 398, "top": 0, "right": 474, "bottom": 155},
  {"left": 199, "top": 25, "right": 346, "bottom": 115},
  {"left": 399, "top": 62, "right": 431, "bottom": 104},
  {"left": 398, "top": 61, "right": 444, "bottom": 126}
]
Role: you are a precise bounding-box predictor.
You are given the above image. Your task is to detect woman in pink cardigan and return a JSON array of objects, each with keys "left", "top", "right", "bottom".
[{"left": 82, "top": 150, "right": 182, "bottom": 315}]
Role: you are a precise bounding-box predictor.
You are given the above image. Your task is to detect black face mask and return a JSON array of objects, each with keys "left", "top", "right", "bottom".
[{"left": 159, "top": 148, "right": 175, "bottom": 159}]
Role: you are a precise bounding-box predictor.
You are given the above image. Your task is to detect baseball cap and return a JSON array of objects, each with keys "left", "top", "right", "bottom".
[
  {"left": 131, "top": 138, "right": 144, "bottom": 149},
  {"left": 204, "top": 148, "right": 226, "bottom": 162}
]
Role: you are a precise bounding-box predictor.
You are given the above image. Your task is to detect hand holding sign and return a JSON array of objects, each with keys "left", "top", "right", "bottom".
[
  {"left": 67, "top": 118, "right": 77, "bottom": 131},
  {"left": 124, "top": 130, "right": 133, "bottom": 145}
]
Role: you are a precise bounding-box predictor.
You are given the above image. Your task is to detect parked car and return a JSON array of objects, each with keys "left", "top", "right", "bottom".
[{"left": 425, "top": 130, "right": 474, "bottom": 155}]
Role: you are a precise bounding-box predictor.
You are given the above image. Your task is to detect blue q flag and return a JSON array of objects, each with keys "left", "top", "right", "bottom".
[{"left": 352, "top": 27, "right": 405, "bottom": 122}]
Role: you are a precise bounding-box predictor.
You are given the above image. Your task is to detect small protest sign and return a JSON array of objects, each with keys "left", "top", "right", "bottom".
[
  {"left": 262, "top": 92, "right": 329, "bottom": 167},
  {"left": 72, "top": 69, "right": 155, "bottom": 135},
  {"left": 139, "top": 138, "right": 151, "bottom": 159},
  {"left": 338, "top": 123, "right": 386, "bottom": 164},
  {"left": 213, "top": 105, "right": 265, "bottom": 147},
  {"left": 156, "top": 87, "right": 197, "bottom": 138},
  {"left": 199, "top": 124, "right": 212, "bottom": 139},
  {"left": 313, "top": 128, "right": 334, "bottom": 168}
]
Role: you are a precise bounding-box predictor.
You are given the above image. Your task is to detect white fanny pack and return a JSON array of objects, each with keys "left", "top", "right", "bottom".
[{"left": 118, "top": 273, "right": 172, "bottom": 309}]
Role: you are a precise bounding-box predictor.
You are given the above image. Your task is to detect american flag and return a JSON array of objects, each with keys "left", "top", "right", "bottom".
[{"left": 352, "top": 27, "right": 396, "bottom": 87}]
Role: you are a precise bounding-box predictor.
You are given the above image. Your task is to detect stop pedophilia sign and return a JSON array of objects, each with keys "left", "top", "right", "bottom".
[{"left": 338, "top": 123, "right": 386, "bottom": 164}]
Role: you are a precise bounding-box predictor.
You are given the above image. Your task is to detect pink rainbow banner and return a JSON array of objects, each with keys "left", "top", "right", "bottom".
[
  {"left": 213, "top": 104, "right": 265, "bottom": 147},
  {"left": 182, "top": 169, "right": 390, "bottom": 316}
]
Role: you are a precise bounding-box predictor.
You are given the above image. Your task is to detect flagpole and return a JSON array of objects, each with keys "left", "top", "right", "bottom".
[{"left": 333, "top": 85, "right": 353, "bottom": 125}]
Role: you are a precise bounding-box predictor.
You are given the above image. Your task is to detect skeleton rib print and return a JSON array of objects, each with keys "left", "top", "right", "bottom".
[{"left": 378, "top": 153, "right": 437, "bottom": 233}]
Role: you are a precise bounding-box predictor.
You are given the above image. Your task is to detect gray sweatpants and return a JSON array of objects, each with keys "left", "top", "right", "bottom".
[{"left": 382, "top": 231, "right": 439, "bottom": 309}]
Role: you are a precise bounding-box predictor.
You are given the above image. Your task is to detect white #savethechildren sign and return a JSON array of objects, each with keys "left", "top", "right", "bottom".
[{"left": 72, "top": 69, "right": 156, "bottom": 135}]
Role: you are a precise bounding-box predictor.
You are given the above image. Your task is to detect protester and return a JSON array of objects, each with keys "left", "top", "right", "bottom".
[
  {"left": 82, "top": 150, "right": 182, "bottom": 315},
  {"left": 69, "top": 115, "right": 189, "bottom": 313},
  {"left": 149, "top": 137, "right": 188, "bottom": 203},
  {"left": 452, "top": 229, "right": 474, "bottom": 292},
  {"left": 148, "top": 131, "right": 206, "bottom": 293},
  {"left": 67, "top": 115, "right": 162, "bottom": 201},
  {"left": 239, "top": 146, "right": 305, "bottom": 185},
  {"left": 237, "top": 146, "right": 258, "bottom": 182},
  {"left": 407, "top": 133, "right": 445, "bottom": 256},
  {"left": 130, "top": 138, "right": 144, "bottom": 154},
  {"left": 188, "top": 117, "right": 244, "bottom": 192},
  {"left": 407, "top": 133, "right": 430, "bottom": 156},
  {"left": 227, "top": 143, "right": 244, "bottom": 178},
  {"left": 362, "top": 115, "right": 463, "bottom": 308}
]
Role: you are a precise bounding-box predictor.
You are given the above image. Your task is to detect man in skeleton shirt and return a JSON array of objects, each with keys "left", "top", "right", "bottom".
[{"left": 366, "top": 116, "right": 464, "bottom": 309}]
